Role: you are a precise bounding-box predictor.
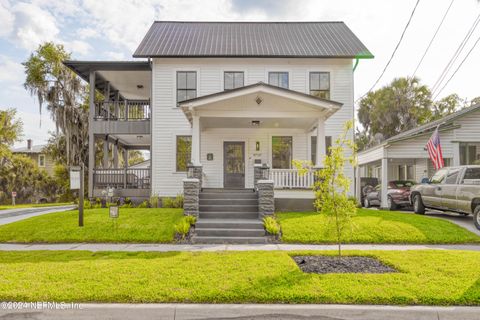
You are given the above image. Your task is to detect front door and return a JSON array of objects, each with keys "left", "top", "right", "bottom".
[{"left": 224, "top": 141, "right": 245, "bottom": 188}]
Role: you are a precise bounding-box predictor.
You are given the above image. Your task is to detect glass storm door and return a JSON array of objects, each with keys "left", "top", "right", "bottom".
[{"left": 223, "top": 142, "right": 245, "bottom": 188}]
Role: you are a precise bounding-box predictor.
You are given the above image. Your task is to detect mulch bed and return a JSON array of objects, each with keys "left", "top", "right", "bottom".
[{"left": 292, "top": 255, "right": 397, "bottom": 274}]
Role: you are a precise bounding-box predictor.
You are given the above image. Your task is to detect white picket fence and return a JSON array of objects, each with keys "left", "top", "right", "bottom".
[{"left": 269, "top": 169, "right": 314, "bottom": 189}]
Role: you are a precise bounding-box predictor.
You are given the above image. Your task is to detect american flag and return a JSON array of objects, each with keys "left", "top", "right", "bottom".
[{"left": 426, "top": 126, "right": 444, "bottom": 170}]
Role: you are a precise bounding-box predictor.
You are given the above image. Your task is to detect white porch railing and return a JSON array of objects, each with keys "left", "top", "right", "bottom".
[{"left": 269, "top": 169, "right": 314, "bottom": 189}]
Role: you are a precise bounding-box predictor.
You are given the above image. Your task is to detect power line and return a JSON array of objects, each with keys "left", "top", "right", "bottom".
[
  {"left": 411, "top": 0, "right": 455, "bottom": 78},
  {"left": 355, "top": 0, "right": 421, "bottom": 104},
  {"left": 432, "top": 32, "right": 480, "bottom": 100},
  {"left": 431, "top": 12, "right": 480, "bottom": 95}
]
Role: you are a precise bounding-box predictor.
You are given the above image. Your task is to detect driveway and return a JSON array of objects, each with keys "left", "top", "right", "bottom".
[
  {"left": 0, "top": 205, "right": 76, "bottom": 226},
  {"left": 367, "top": 206, "right": 480, "bottom": 236},
  {"left": 424, "top": 210, "right": 480, "bottom": 236}
]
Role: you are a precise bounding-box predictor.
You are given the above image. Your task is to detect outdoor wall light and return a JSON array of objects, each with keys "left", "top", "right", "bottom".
[
  {"left": 251, "top": 120, "right": 260, "bottom": 127},
  {"left": 256, "top": 141, "right": 260, "bottom": 151},
  {"left": 137, "top": 84, "right": 144, "bottom": 89}
]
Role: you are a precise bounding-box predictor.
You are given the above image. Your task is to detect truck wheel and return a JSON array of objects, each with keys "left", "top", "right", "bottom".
[
  {"left": 387, "top": 196, "right": 397, "bottom": 211},
  {"left": 413, "top": 194, "right": 425, "bottom": 215},
  {"left": 363, "top": 198, "right": 370, "bottom": 208},
  {"left": 474, "top": 206, "right": 480, "bottom": 231}
]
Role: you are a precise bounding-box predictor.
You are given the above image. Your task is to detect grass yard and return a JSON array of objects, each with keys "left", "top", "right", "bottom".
[
  {"left": 277, "top": 209, "right": 480, "bottom": 244},
  {"left": 0, "top": 250, "right": 478, "bottom": 305},
  {"left": 0, "top": 202, "right": 74, "bottom": 210},
  {"left": 0, "top": 208, "right": 183, "bottom": 243}
]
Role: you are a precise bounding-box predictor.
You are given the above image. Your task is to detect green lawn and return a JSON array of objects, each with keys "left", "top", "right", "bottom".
[
  {"left": 278, "top": 209, "right": 480, "bottom": 244},
  {"left": 0, "top": 202, "right": 74, "bottom": 210},
  {"left": 0, "top": 208, "right": 183, "bottom": 243},
  {"left": 0, "top": 250, "right": 478, "bottom": 305}
]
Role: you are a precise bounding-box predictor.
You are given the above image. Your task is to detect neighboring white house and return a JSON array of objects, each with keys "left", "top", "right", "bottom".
[
  {"left": 357, "top": 103, "right": 480, "bottom": 207},
  {"left": 65, "top": 21, "right": 373, "bottom": 209}
]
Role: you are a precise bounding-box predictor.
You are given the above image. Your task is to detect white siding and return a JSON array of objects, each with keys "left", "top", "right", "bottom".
[
  {"left": 201, "top": 128, "right": 308, "bottom": 189},
  {"left": 386, "top": 130, "right": 455, "bottom": 159},
  {"left": 151, "top": 58, "right": 354, "bottom": 196},
  {"left": 453, "top": 109, "right": 480, "bottom": 141}
]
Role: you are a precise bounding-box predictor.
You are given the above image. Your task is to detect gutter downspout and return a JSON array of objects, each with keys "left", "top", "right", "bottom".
[{"left": 353, "top": 58, "right": 360, "bottom": 72}]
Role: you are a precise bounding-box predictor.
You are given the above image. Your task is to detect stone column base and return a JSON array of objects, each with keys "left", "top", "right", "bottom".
[{"left": 258, "top": 179, "right": 274, "bottom": 218}]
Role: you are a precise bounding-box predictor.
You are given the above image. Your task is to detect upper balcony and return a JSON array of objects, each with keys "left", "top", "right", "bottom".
[
  {"left": 63, "top": 60, "right": 151, "bottom": 135},
  {"left": 91, "top": 100, "right": 151, "bottom": 134}
]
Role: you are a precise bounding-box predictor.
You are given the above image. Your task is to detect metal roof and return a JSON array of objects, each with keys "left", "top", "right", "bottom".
[
  {"left": 386, "top": 103, "right": 480, "bottom": 143},
  {"left": 63, "top": 61, "right": 151, "bottom": 100},
  {"left": 12, "top": 144, "right": 46, "bottom": 154},
  {"left": 134, "top": 21, "right": 373, "bottom": 58}
]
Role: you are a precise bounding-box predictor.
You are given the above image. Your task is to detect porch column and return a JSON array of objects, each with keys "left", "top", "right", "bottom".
[
  {"left": 453, "top": 142, "right": 460, "bottom": 166},
  {"left": 103, "top": 136, "right": 109, "bottom": 168},
  {"left": 88, "top": 71, "right": 95, "bottom": 198},
  {"left": 381, "top": 157, "right": 389, "bottom": 209},
  {"left": 123, "top": 148, "right": 128, "bottom": 189},
  {"left": 315, "top": 117, "right": 326, "bottom": 167},
  {"left": 113, "top": 141, "right": 119, "bottom": 168},
  {"left": 355, "top": 165, "right": 361, "bottom": 202},
  {"left": 191, "top": 115, "right": 201, "bottom": 166},
  {"left": 104, "top": 82, "right": 110, "bottom": 119}
]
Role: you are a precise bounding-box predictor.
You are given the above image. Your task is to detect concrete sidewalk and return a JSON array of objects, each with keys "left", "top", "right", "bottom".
[
  {"left": 1, "top": 303, "right": 479, "bottom": 320},
  {"left": 1, "top": 242, "right": 479, "bottom": 252},
  {"left": 0, "top": 205, "right": 76, "bottom": 226}
]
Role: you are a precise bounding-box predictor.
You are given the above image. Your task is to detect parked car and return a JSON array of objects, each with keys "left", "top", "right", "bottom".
[
  {"left": 410, "top": 165, "right": 480, "bottom": 230},
  {"left": 360, "top": 177, "right": 379, "bottom": 204},
  {"left": 363, "top": 180, "right": 416, "bottom": 210}
]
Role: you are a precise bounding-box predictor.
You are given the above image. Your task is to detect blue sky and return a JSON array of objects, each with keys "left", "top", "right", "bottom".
[{"left": 1, "top": 0, "right": 479, "bottom": 148}]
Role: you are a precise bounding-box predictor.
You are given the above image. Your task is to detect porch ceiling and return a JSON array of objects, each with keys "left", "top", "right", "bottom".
[
  {"left": 63, "top": 61, "right": 151, "bottom": 100},
  {"left": 97, "top": 70, "right": 150, "bottom": 100},
  {"left": 110, "top": 134, "right": 151, "bottom": 148}
]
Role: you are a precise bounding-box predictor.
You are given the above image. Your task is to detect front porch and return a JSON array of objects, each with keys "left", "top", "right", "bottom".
[{"left": 179, "top": 82, "right": 342, "bottom": 192}]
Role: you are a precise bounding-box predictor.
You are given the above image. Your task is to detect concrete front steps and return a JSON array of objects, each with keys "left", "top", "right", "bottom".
[{"left": 192, "top": 189, "right": 267, "bottom": 244}]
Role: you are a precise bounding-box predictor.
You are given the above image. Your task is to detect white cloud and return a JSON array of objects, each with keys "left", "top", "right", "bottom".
[
  {"left": 64, "top": 39, "right": 91, "bottom": 56},
  {"left": 0, "top": 1, "right": 14, "bottom": 37},
  {"left": 105, "top": 51, "right": 127, "bottom": 60},
  {"left": 75, "top": 27, "right": 98, "bottom": 40},
  {"left": 0, "top": 55, "right": 24, "bottom": 84},
  {"left": 9, "top": 2, "right": 60, "bottom": 50}
]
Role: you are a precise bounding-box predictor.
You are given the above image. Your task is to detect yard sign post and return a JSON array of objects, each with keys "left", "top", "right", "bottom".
[
  {"left": 70, "top": 165, "right": 84, "bottom": 227},
  {"left": 11, "top": 191, "right": 16, "bottom": 206}
]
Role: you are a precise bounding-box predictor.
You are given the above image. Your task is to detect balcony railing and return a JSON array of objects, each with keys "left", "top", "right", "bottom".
[
  {"left": 269, "top": 169, "right": 314, "bottom": 189},
  {"left": 93, "top": 168, "right": 150, "bottom": 189},
  {"left": 94, "top": 100, "right": 150, "bottom": 121}
]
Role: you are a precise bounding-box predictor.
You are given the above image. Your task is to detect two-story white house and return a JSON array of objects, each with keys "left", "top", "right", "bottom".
[{"left": 65, "top": 21, "right": 372, "bottom": 214}]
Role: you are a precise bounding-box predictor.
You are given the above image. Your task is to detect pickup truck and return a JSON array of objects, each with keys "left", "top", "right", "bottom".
[{"left": 410, "top": 165, "right": 480, "bottom": 230}]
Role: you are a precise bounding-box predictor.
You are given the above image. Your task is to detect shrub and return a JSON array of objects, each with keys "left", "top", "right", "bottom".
[
  {"left": 263, "top": 216, "right": 281, "bottom": 235},
  {"left": 150, "top": 195, "right": 160, "bottom": 208},
  {"left": 120, "top": 202, "right": 133, "bottom": 208},
  {"left": 162, "top": 194, "right": 184, "bottom": 208},
  {"left": 348, "top": 196, "right": 362, "bottom": 208},
  {"left": 162, "top": 197, "right": 174, "bottom": 208},
  {"left": 174, "top": 219, "right": 191, "bottom": 239},
  {"left": 137, "top": 200, "right": 149, "bottom": 208},
  {"left": 173, "top": 194, "right": 184, "bottom": 208},
  {"left": 185, "top": 215, "right": 197, "bottom": 225}
]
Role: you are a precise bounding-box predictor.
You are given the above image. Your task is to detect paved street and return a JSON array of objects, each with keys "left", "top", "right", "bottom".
[
  {"left": 0, "top": 242, "right": 478, "bottom": 252},
  {"left": 1, "top": 303, "right": 479, "bottom": 320},
  {"left": 0, "top": 206, "right": 76, "bottom": 226}
]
